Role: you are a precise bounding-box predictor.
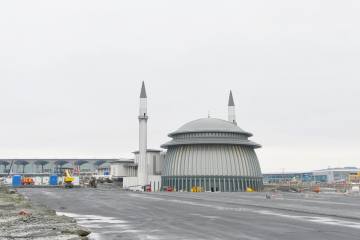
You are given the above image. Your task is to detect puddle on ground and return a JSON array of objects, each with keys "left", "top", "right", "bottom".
[{"left": 57, "top": 211, "right": 161, "bottom": 240}]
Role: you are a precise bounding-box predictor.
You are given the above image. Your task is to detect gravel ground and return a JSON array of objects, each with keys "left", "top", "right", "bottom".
[
  {"left": 0, "top": 185, "right": 90, "bottom": 240},
  {"left": 19, "top": 186, "right": 360, "bottom": 240}
]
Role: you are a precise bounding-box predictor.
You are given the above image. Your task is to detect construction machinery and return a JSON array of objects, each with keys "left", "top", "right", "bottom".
[
  {"left": 21, "top": 177, "right": 34, "bottom": 186},
  {"left": 128, "top": 185, "right": 145, "bottom": 192},
  {"left": 162, "top": 186, "right": 173, "bottom": 192},
  {"left": 349, "top": 172, "right": 360, "bottom": 184},
  {"left": 191, "top": 186, "right": 203, "bottom": 192},
  {"left": 312, "top": 186, "right": 321, "bottom": 193},
  {"left": 246, "top": 187, "right": 254, "bottom": 192},
  {"left": 7, "top": 160, "right": 14, "bottom": 176},
  {"left": 64, "top": 169, "right": 74, "bottom": 188},
  {"left": 88, "top": 176, "right": 97, "bottom": 188}
]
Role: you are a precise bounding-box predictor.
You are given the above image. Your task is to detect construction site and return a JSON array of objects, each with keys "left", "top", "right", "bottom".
[
  {"left": 0, "top": 83, "right": 359, "bottom": 240},
  {"left": 1, "top": 0, "right": 360, "bottom": 239},
  {"left": 1, "top": 184, "right": 359, "bottom": 240},
  {"left": 1, "top": 82, "right": 359, "bottom": 195}
]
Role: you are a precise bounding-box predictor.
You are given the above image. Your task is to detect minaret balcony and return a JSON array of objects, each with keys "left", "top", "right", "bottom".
[{"left": 138, "top": 114, "right": 149, "bottom": 120}]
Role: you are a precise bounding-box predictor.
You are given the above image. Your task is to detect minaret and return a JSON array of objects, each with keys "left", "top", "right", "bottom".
[
  {"left": 228, "top": 90, "right": 237, "bottom": 125},
  {"left": 138, "top": 81, "right": 148, "bottom": 186}
]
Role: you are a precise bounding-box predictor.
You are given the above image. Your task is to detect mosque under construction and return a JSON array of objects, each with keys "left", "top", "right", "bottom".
[
  {"left": 1, "top": 82, "right": 263, "bottom": 192},
  {"left": 116, "top": 82, "right": 263, "bottom": 192}
]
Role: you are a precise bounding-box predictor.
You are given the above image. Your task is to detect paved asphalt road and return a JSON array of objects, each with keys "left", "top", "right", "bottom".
[{"left": 19, "top": 187, "right": 360, "bottom": 240}]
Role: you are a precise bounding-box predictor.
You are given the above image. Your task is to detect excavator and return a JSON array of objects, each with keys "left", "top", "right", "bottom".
[{"left": 64, "top": 169, "right": 74, "bottom": 188}]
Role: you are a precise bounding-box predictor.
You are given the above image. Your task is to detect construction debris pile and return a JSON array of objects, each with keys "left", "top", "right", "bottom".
[{"left": 0, "top": 185, "right": 90, "bottom": 240}]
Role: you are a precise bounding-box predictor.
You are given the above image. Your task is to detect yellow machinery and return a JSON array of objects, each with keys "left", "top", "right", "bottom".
[
  {"left": 191, "top": 186, "right": 203, "bottom": 192},
  {"left": 21, "top": 177, "right": 34, "bottom": 185},
  {"left": 349, "top": 172, "right": 360, "bottom": 184},
  {"left": 246, "top": 187, "right": 254, "bottom": 192},
  {"left": 64, "top": 169, "right": 74, "bottom": 188}
]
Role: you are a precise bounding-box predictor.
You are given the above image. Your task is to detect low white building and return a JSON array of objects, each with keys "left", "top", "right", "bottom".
[
  {"left": 110, "top": 158, "right": 137, "bottom": 180},
  {"left": 110, "top": 150, "right": 164, "bottom": 191},
  {"left": 133, "top": 149, "right": 164, "bottom": 175}
]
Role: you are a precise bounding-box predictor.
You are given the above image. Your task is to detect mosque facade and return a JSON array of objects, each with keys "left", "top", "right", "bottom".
[
  {"left": 116, "top": 82, "right": 263, "bottom": 192},
  {"left": 1, "top": 82, "right": 262, "bottom": 192},
  {"left": 160, "top": 92, "right": 263, "bottom": 192}
]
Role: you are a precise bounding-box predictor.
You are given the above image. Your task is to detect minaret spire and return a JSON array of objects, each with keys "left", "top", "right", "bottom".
[
  {"left": 228, "top": 90, "right": 237, "bottom": 125},
  {"left": 140, "top": 81, "right": 147, "bottom": 98},
  {"left": 139, "top": 81, "right": 148, "bottom": 117},
  {"left": 138, "top": 81, "right": 148, "bottom": 187},
  {"left": 228, "top": 90, "right": 235, "bottom": 107}
]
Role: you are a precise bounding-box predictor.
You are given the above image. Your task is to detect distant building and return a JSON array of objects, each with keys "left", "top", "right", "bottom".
[
  {"left": 110, "top": 150, "right": 165, "bottom": 189},
  {"left": 263, "top": 167, "right": 360, "bottom": 184},
  {"left": 263, "top": 172, "right": 314, "bottom": 184},
  {"left": 0, "top": 158, "right": 114, "bottom": 176},
  {"left": 110, "top": 159, "right": 137, "bottom": 179},
  {"left": 312, "top": 167, "right": 359, "bottom": 184}
]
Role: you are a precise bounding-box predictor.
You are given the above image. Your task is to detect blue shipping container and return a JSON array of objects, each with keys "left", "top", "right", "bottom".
[
  {"left": 49, "top": 175, "right": 58, "bottom": 186},
  {"left": 12, "top": 175, "right": 22, "bottom": 187}
]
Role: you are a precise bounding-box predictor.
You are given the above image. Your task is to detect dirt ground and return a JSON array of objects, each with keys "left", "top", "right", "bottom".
[{"left": 0, "top": 185, "right": 90, "bottom": 240}]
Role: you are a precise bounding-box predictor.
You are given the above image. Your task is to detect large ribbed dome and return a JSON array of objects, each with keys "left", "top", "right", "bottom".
[
  {"left": 169, "top": 118, "right": 252, "bottom": 136},
  {"left": 161, "top": 117, "right": 263, "bottom": 192}
]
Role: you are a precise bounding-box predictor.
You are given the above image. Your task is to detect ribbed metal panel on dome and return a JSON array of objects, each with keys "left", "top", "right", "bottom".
[{"left": 163, "top": 145, "right": 262, "bottom": 177}]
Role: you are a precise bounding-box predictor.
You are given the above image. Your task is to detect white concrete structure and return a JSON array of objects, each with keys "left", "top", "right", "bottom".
[
  {"left": 123, "top": 177, "right": 138, "bottom": 188},
  {"left": 137, "top": 81, "right": 149, "bottom": 186},
  {"left": 133, "top": 150, "right": 163, "bottom": 175},
  {"left": 114, "top": 151, "right": 163, "bottom": 190},
  {"left": 149, "top": 175, "right": 162, "bottom": 192},
  {"left": 110, "top": 82, "right": 163, "bottom": 191},
  {"left": 110, "top": 159, "right": 137, "bottom": 179}
]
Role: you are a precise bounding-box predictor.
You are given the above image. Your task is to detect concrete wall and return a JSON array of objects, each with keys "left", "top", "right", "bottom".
[
  {"left": 110, "top": 163, "right": 129, "bottom": 177},
  {"left": 123, "top": 177, "right": 138, "bottom": 188},
  {"left": 148, "top": 152, "right": 162, "bottom": 175},
  {"left": 149, "top": 175, "right": 162, "bottom": 192},
  {"left": 134, "top": 151, "right": 163, "bottom": 176}
]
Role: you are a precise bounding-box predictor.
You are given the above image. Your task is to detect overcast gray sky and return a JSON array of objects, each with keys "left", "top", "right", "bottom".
[{"left": 1, "top": 1, "right": 359, "bottom": 172}]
